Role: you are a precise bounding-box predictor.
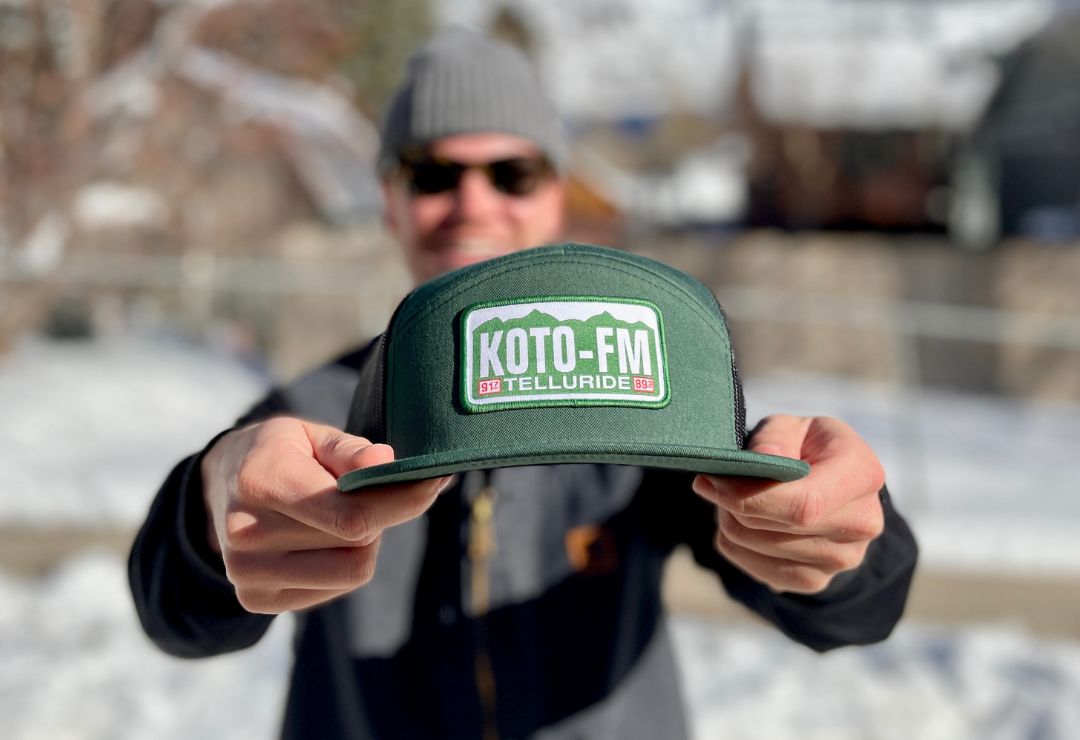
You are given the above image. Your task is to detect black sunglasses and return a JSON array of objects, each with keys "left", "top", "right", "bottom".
[{"left": 399, "top": 154, "right": 554, "bottom": 197}]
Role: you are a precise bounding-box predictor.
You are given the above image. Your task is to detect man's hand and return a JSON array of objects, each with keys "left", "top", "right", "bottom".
[
  {"left": 692, "top": 415, "right": 885, "bottom": 595},
  {"left": 201, "top": 417, "right": 450, "bottom": 614}
]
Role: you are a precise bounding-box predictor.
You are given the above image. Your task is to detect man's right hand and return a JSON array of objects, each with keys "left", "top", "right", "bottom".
[{"left": 200, "top": 417, "right": 450, "bottom": 614}]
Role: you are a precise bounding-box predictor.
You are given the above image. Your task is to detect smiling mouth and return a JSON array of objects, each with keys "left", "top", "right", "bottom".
[
  {"left": 445, "top": 238, "right": 505, "bottom": 255},
  {"left": 432, "top": 239, "right": 513, "bottom": 264}
]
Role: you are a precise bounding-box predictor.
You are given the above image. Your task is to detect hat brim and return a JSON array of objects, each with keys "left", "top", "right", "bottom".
[{"left": 337, "top": 442, "right": 809, "bottom": 491}]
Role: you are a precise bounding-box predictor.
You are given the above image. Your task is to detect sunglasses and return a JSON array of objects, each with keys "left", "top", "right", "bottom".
[{"left": 398, "top": 154, "right": 555, "bottom": 197}]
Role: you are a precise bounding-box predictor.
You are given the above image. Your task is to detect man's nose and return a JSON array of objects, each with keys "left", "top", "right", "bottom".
[{"left": 452, "top": 168, "right": 502, "bottom": 219}]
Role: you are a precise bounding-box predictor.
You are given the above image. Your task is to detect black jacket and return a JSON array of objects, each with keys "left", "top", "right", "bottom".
[{"left": 129, "top": 342, "right": 918, "bottom": 740}]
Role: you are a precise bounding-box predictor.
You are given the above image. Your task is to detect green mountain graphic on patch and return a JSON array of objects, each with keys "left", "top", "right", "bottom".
[{"left": 474, "top": 310, "right": 652, "bottom": 338}]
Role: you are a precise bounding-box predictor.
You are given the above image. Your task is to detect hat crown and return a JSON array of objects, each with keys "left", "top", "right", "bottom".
[
  {"left": 340, "top": 243, "right": 811, "bottom": 490},
  {"left": 352, "top": 244, "right": 746, "bottom": 461}
]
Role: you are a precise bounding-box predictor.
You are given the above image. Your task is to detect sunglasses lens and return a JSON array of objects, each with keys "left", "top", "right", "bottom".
[
  {"left": 402, "top": 156, "right": 552, "bottom": 197},
  {"left": 489, "top": 158, "right": 550, "bottom": 196},
  {"left": 407, "top": 161, "right": 463, "bottom": 195}
]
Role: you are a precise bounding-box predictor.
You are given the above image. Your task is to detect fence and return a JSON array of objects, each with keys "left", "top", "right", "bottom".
[{"left": 4, "top": 236, "right": 1080, "bottom": 517}]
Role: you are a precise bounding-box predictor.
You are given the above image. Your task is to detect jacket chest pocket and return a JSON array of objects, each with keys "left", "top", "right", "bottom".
[{"left": 482, "top": 465, "right": 641, "bottom": 609}]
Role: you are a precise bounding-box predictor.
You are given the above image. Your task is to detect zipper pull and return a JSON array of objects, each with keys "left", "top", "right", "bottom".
[
  {"left": 466, "top": 482, "right": 500, "bottom": 738},
  {"left": 468, "top": 485, "right": 497, "bottom": 561}
]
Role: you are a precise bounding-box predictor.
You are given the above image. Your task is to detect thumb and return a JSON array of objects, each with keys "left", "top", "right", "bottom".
[
  {"left": 746, "top": 415, "right": 811, "bottom": 460},
  {"left": 305, "top": 423, "right": 395, "bottom": 479}
]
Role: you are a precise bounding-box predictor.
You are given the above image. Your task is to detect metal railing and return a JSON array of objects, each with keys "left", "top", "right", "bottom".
[{"left": 5, "top": 248, "right": 1080, "bottom": 514}]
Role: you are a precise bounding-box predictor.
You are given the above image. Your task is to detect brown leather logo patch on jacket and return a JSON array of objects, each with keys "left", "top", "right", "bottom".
[{"left": 565, "top": 525, "right": 619, "bottom": 576}]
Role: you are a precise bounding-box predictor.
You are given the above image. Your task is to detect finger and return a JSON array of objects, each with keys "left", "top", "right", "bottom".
[
  {"left": 276, "top": 588, "right": 355, "bottom": 612},
  {"left": 713, "top": 528, "right": 837, "bottom": 595},
  {"left": 692, "top": 473, "right": 808, "bottom": 525},
  {"left": 239, "top": 420, "right": 361, "bottom": 506},
  {"left": 281, "top": 476, "right": 451, "bottom": 544},
  {"left": 304, "top": 423, "right": 395, "bottom": 479},
  {"left": 748, "top": 416, "right": 878, "bottom": 476},
  {"left": 719, "top": 490, "right": 886, "bottom": 541},
  {"left": 226, "top": 471, "right": 454, "bottom": 552},
  {"left": 717, "top": 511, "right": 870, "bottom": 572},
  {"left": 694, "top": 434, "right": 883, "bottom": 529},
  {"left": 222, "top": 507, "right": 360, "bottom": 552},
  {"left": 333, "top": 477, "right": 453, "bottom": 534},
  {"left": 692, "top": 473, "right": 773, "bottom": 504},
  {"left": 695, "top": 473, "right": 872, "bottom": 533},
  {"left": 246, "top": 430, "right": 445, "bottom": 542},
  {"left": 237, "top": 586, "right": 355, "bottom": 615},
  {"left": 745, "top": 414, "right": 813, "bottom": 459},
  {"left": 225, "top": 539, "right": 381, "bottom": 591}
]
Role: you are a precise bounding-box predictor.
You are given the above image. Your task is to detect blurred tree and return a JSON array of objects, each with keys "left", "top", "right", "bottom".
[
  {"left": 0, "top": 1, "right": 88, "bottom": 236},
  {"left": 338, "top": 0, "right": 434, "bottom": 118},
  {"left": 489, "top": 5, "right": 536, "bottom": 59},
  {"left": 193, "top": 0, "right": 354, "bottom": 80},
  {"left": 190, "top": 0, "right": 432, "bottom": 118},
  {"left": 99, "top": 0, "right": 160, "bottom": 69}
]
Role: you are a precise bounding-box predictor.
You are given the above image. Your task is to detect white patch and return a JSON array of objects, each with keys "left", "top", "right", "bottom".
[{"left": 461, "top": 298, "right": 669, "bottom": 410}]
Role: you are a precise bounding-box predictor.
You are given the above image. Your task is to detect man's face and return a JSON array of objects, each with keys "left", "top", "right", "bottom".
[{"left": 382, "top": 133, "right": 566, "bottom": 284}]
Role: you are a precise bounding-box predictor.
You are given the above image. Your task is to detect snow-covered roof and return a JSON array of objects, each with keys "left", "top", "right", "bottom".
[
  {"left": 747, "top": 0, "right": 1055, "bottom": 130},
  {"left": 176, "top": 47, "right": 383, "bottom": 224},
  {"left": 439, "top": 0, "right": 1057, "bottom": 131},
  {"left": 440, "top": 0, "right": 743, "bottom": 120}
]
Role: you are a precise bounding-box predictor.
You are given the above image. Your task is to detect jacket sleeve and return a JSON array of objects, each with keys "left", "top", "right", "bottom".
[
  {"left": 128, "top": 441, "right": 274, "bottom": 658},
  {"left": 128, "top": 344, "right": 374, "bottom": 658},
  {"left": 646, "top": 469, "right": 918, "bottom": 653}
]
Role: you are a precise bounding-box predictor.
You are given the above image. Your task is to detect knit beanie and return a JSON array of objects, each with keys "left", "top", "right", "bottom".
[{"left": 376, "top": 27, "right": 566, "bottom": 175}]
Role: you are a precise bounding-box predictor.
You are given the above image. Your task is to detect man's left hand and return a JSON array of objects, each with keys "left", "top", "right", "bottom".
[{"left": 692, "top": 415, "right": 886, "bottom": 595}]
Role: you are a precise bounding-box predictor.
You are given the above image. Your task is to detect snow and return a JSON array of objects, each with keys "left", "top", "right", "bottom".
[
  {"left": 1, "top": 553, "right": 1078, "bottom": 740},
  {"left": 0, "top": 334, "right": 266, "bottom": 526},
  {"left": 5, "top": 334, "right": 1078, "bottom": 573},
  {"left": 437, "top": 0, "right": 1056, "bottom": 128},
  {"left": 1, "top": 334, "right": 1079, "bottom": 738},
  {"left": 744, "top": 374, "right": 1080, "bottom": 575},
  {"left": 73, "top": 182, "right": 169, "bottom": 231},
  {"left": 0, "top": 554, "right": 292, "bottom": 740},
  {"left": 10, "top": 212, "right": 68, "bottom": 278},
  {"left": 675, "top": 615, "right": 1080, "bottom": 740}
]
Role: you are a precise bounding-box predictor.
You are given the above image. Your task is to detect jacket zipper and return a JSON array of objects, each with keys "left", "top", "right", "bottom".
[{"left": 468, "top": 482, "right": 499, "bottom": 740}]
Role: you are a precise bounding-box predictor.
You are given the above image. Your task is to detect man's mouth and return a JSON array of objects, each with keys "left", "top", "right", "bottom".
[
  {"left": 434, "top": 238, "right": 512, "bottom": 266},
  {"left": 445, "top": 238, "right": 505, "bottom": 255}
]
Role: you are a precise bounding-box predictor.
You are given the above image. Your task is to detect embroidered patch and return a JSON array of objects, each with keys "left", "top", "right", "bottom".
[{"left": 460, "top": 297, "right": 670, "bottom": 412}]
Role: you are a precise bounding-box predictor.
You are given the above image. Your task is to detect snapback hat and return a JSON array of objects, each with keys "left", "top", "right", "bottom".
[{"left": 338, "top": 244, "right": 809, "bottom": 491}]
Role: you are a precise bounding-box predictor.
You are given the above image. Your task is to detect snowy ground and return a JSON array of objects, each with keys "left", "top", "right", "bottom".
[
  {"left": 2, "top": 334, "right": 1079, "bottom": 739},
  {"left": 4, "top": 333, "right": 1078, "bottom": 574},
  {"left": 0, "top": 334, "right": 266, "bottom": 527},
  {"left": 745, "top": 374, "right": 1080, "bottom": 575},
  {"left": 0, "top": 553, "right": 292, "bottom": 740},
  {"left": 2, "top": 553, "right": 1078, "bottom": 740}
]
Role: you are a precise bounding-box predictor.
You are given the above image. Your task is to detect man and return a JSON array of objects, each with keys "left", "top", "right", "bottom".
[{"left": 130, "top": 28, "right": 917, "bottom": 740}]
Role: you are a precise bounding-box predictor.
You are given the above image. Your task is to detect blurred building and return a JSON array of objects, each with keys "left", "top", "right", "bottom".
[
  {"left": 950, "top": 9, "right": 1080, "bottom": 248},
  {"left": 450, "top": 0, "right": 1062, "bottom": 237}
]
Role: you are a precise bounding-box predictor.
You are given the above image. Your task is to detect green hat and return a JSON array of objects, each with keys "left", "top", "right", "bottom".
[{"left": 338, "top": 244, "right": 809, "bottom": 491}]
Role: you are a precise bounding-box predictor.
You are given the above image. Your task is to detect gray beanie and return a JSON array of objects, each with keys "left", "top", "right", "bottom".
[{"left": 377, "top": 27, "right": 565, "bottom": 174}]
